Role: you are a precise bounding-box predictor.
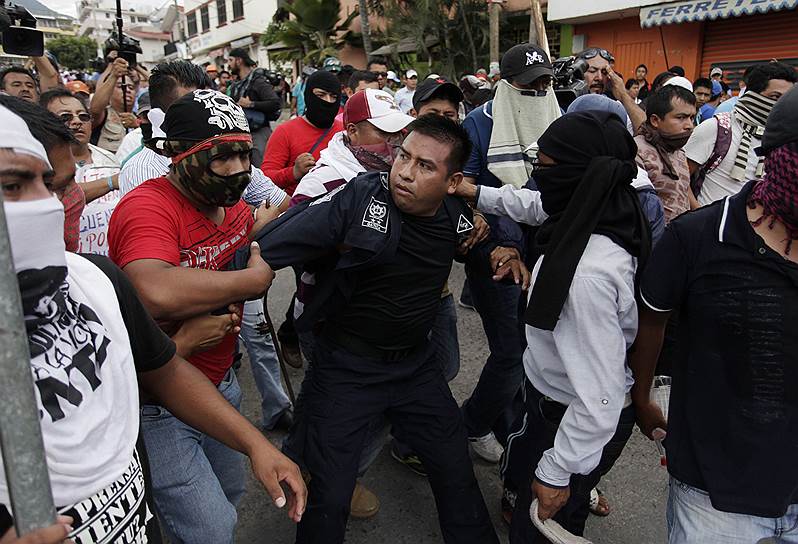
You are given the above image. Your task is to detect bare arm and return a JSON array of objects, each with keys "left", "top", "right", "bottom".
[
  {"left": 79, "top": 173, "right": 118, "bottom": 203},
  {"left": 608, "top": 66, "right": 646, "bottom": 132},
  {"left": 91, "top": 59, "right": 128, "bottom": 125},
  {"left": 32, "top": 56, "right": 60, "bottom": 92},
  {"left": 122, "top": 242, "right": 273, "bottom": 321},
  {"left": 139, "top": 355, "right": 306, "bottom": 521}
]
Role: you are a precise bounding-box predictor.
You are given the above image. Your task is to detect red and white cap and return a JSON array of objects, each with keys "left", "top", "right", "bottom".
[{"left": 343, "top": 88, "right": 415, "bottom": 133}]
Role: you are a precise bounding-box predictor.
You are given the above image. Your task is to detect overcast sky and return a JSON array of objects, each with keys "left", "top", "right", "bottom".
[{"left": 40, "top": 0, "right": 172, "bottom": 18}]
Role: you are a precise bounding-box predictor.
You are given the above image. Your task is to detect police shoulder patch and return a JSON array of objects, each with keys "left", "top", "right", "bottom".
[
  {"left": 456, "top": 214, "right": 474, "bottom": 234},
  {"left": 362, "top": 196, "right": 389, "bottom": 233},
  {"left": 309, "top": 183, "right": 346, "bottom": 206}
]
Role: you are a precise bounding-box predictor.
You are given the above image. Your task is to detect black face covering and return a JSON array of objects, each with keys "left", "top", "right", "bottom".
[
  {"left": 525, "top": 111, "right": 651, "bottom": 331},
  {"left": 304, "top": 70, "right": 341, "bottom": 129}
]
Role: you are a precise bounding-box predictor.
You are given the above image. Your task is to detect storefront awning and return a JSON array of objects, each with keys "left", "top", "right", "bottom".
[{"left": 640, "top": 0, "right": 798, "bottom": 27}]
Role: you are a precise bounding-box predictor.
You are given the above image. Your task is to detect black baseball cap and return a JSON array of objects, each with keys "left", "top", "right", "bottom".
[
  {"left": 229, "top": 47, "right": 256, "bottom": 66},
  {"left": 412, "top": 77, "right": 464, "bottom": 111},
  {"left": 500, "top": 44, "right": 553, "bottom": 86},
  {"left": 758, "top": 83, "right": 798, "bottom": 155}
]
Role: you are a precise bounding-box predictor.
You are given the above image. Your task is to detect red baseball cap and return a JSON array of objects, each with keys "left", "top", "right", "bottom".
[{"left": 343, "top": 88, "right": 415, "bottom": 133}]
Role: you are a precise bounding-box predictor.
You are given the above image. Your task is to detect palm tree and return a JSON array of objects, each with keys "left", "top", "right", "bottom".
[
  {"left": 265, "top": 0, "right": 359, "bottom": 65},
  {"left": 358, "top": 0, "right": 373, "bottom": 57}
]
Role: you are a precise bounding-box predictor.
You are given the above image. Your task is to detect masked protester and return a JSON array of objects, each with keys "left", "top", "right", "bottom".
[
  {"left": 0, "top": 102, "right": 306, "bottom": 544},
  {"left": 107, "top": 90, "right": 306, "bottom": 544},
  {"left": 631, "top": 84, "right": 798, "bottom": 544},
  {"left": 498, "top": 111, "right": 650, "bottom": 543},
  {"left": 635, "top": 85, "right": 698, "bottom": 223},
  {"left": 262, "top": 70, "right": 343, "bottom": 197},
  {"left": 292, "top": 89, "right": 412, "bottom": 205},
  {"left": 0, "top": 94, "right": 86, "bottom": 253}
]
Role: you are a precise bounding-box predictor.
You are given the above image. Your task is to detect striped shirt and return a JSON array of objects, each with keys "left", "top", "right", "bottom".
[{"left": 118, "top": 146, "right": 287, "bottom": 207}]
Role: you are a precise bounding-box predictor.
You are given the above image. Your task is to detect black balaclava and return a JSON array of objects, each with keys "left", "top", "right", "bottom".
[
  {"left": 304, "top": 70, "right": 341, "bottom": 129},
  {"left": 525, "top": 111, "right": 651, "bottom": 331}
]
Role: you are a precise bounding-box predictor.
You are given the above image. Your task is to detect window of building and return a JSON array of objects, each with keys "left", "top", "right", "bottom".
[
  {"left": 232, "top": 0, "right": 243, "bottom": 19},
  {"left": 137, "top": 16, "right": 146, "bottom": 22},
  {"left": 186, "top": 11, "right": 197, "bottom": 36},
  {"left": 216, "top": 0, "right": 226, "bottom": 25},
  {"left": 105, "top": 12, "right": 110, "bottom": 18},
  {"left": 200, "top": 4, "right": 209, "bottom": 32}
]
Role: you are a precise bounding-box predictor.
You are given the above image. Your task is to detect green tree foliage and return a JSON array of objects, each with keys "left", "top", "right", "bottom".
[
  {"left": 369, "top": 0, "right": 489, "bottom": 79},
  {"left": 262, "top": 0, "right": 359, "bottom": 65},
  {"left": 47, "top": 36, "right": 98, "bottom": 71}
]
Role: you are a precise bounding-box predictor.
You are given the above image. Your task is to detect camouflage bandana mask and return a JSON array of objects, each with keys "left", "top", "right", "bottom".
[{"left": 164, "top": 134, "right": 253, "bottom": 207}]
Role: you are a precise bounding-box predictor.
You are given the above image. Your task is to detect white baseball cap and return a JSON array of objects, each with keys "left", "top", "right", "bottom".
[
  {"left": 663, "top": 76, "right": 694, "bottom": 92},
  {"left": 406, "top": 69, "right": 418, "bottom": 79},
  {"left": 343, "top": 88, "right": 415, "bottom": 133},
  {"left": 387, "top": 70, "right": 401, "bottom": 83}
]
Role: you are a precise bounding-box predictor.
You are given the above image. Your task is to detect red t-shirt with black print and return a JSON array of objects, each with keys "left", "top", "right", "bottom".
[{"left": 108, "top": 176, "right": 253, "bottom": 384}]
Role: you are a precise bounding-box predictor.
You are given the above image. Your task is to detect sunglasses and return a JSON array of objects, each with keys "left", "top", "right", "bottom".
[
  {"left": 59, "top": 112, "right": 91, "bottom": 124},
  {"left": 580, "top": 48, "right": 615, "bottom": 64}
]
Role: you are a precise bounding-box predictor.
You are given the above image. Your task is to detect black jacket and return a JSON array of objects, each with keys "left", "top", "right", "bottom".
[
  {"left": 235, "top": 171, "right": 496, "bottom": 331},
  {"left": 230, "top": 69, "right": 281, "bottom": 121}
]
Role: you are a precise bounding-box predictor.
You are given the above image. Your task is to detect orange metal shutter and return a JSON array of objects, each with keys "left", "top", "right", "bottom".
[{"left": 700, "top": 10, "right": 798, "bottom": 76}]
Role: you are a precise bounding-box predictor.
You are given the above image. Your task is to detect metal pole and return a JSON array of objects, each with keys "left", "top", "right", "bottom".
[
  {"left": 115, "top": 0, "right": 129, "bottom": 120},
  {"left": 659, "top": 26, "right": 670, "bottom": 69},
  {"left": 489, "top": 0, "right": 500, "bottom": 65},
  {"left": 0, "top": 192, "right": 56, "bottom": 536}
]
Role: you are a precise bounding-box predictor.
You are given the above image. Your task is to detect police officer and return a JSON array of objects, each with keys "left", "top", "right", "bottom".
[{"left": 243, "top": 115, "right": 527, "bottom": 544}]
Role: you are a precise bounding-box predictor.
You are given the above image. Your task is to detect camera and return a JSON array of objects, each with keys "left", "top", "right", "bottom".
[
  {"left": 0, "top": 0, "right": 44, "bottom": 57},
  {"left": 552, "top": 56, "right": 589, "bottom": 109},
  {"left": 256, "top": 68, "right": 283, "bottom": 88},
  {"left": 104, "top": 31, "right": 142, "bottom": 67}
]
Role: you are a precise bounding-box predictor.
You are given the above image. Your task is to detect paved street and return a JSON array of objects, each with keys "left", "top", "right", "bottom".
[{"left": 235, "top": 264, "right": 669, "bottom": 543}]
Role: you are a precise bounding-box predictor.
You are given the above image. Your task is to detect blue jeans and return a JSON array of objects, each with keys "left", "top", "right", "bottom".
[
  {"left": 461, "top": 262, "right": 526, "bottom": 441},
  {"left": 239, "top": 298, "right": 292, "bottom": 429},
  {"left": 667, "top": 477, "right": 798, "bottom": 543},
  {"left": 141, "top": 369, "right": 246, "bottom": 544}
]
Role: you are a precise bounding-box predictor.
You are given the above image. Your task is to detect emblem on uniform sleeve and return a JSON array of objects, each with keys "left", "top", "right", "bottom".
[
  {"left": 456, "top": 214, "right": 474, "bottom": 234},
  {"left": 362, "top": 196, "right": 389, "bottom": 233}
]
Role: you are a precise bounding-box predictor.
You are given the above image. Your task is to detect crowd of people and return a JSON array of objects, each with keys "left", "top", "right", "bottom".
[{"left": 0, "top": 36, "right": 796, "bottom": 544}]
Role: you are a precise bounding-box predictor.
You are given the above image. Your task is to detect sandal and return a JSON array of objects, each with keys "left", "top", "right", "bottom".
[{"left": 589, "top": 488, "right": 610, "bottom": 517}]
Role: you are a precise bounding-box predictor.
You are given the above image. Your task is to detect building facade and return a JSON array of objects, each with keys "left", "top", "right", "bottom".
[
  {"left": 76, "top": 0, "right": 171, "bottom": 67},
  {"left": 184, "top": 0, "right": 279, "bottom": 69},
  {"left": 548, "top": 0, "right": 798, "bottom": 83}
]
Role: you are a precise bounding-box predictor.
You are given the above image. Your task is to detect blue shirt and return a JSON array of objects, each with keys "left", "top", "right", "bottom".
[
  {"left": 698, "top": 103, "right": 717, "bottom": 124},
  {"left": 462, "top": 101, "right": 523, "bottom": 250},
  {"left": 292, "top": 80, "right": 306, "bottom": 116},
  {"left": 713, "top": 96, "right": 737, "bottom": 115}
]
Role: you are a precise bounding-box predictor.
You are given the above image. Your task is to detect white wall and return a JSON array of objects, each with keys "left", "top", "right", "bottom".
[
  {"left": 547, "top": 0, "right": 662, "bottom": 23},
  {"left": 184, "top": 0, "right": 278, "bottom": 55}
]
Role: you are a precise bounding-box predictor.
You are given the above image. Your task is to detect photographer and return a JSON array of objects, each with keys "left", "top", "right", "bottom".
[
  {"left": 227, "top": 47, "right": 282, "bottom": 166},
  {"left": 89, "top": 52, "right": 139, "bottom": 153}
]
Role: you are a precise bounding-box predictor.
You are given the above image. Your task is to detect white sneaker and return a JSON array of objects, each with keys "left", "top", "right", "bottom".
[{"left": 469, "top": 432, "right": 504, "bottom": 463}]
